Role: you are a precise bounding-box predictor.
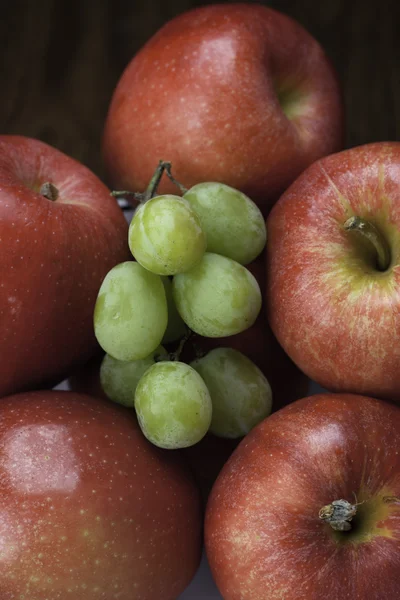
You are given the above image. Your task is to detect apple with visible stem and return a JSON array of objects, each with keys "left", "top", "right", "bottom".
[
  {"left": 205, "top": 393, "right": 400, "bottom": 600},
  {"left": 0, "top": 390, "right": 202, "bottom": 599},
  {"left": 266, "top": 141, "right": 400, "bottom": 401},
  {"left": 102, "top": 3, "right": 344, "bottom": 215},
  {"left": 0, "top": 135, "right": 130, "bottom": 398}
]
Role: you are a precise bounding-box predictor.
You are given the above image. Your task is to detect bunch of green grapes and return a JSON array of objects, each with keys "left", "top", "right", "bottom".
[{"left": 93, "top": 174, "right": 271, "bottom": 450}]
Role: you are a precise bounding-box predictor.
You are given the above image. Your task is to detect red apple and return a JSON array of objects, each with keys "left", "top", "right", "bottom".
[
  {"left": 102, "top": 3, "right": 344, "bottom": 214},
  {"left": 0, "top": 390, "right": 201, "bottom": 599},
  {"left": 0, "top": 135, "right": 130, "bottom": 398},
  {"left": 205, "top": 393, "right": 400, "bottom": 599},
  {"left": 266, "top": 141, "right": 400, "bottom": 401}
]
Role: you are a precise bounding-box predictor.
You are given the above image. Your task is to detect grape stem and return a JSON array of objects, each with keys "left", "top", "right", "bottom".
[
  {"left": 111, "top": 161, "right": 188, "bottom": 203},
  {"left": 170, "top": 328, "right": 193, "bottom": 361},
  {"left": 143, "top": 160, "right": 170, "bottom": 201},
  {"left": 164, "top": 163, "right": 188, "bottom": 194}
]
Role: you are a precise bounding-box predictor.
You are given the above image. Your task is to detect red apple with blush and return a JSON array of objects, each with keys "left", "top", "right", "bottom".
[
  {"left": 206, "top": 393, "right": 400, "bottom": 599},
  {"left": 266, "top": 141, "right": 400, "bottom": 401},
  {"left": 102, "top": 3, "right": 344, "bottom": 214},
  {"left": 0, "top": 390, "right": 202, "bottom": 599},
  {"left": 0, "top": 135, "right": 130, "bottom": 398}
]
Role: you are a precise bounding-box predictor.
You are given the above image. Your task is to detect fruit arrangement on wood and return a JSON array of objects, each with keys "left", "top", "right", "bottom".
[{"left": 1, "top": 3, "right": 399, "bottom": 600}]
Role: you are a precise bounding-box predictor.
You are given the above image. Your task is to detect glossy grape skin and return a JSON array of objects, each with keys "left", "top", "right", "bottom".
[
  {"left": 191, "top": 347, "right": 272, "bottom": 439},
  {"left": 161, "top": 277, "right": 187, "bottom": 344},
  {"left": 184, "top": 182, "right": 266, "bottom": 264},
  {"left": 134, "top": 361, "right": 212, "bottom": 449},
  {"left": 93, "top": 261, "right": 167, "bottom": 361},
  {"left": 172, "top": 253, "right": 262, "bottom": 337},
  {"left": 100, "top": 345, "right": 166, "bottom": 408},
  {"left": 128, "top": 195, "right": 206, "bottom": 275}
]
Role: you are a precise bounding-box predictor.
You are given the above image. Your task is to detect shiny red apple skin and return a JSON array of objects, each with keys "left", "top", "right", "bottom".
[
  {"left": 0, "top": 390, "right": 202, "bottom": 600},
  {"left": 102, "top": 3, "right": 344, "bottom": 214},
  {"left": 205, "top": 393, "right": 400, "bottom": 600},
  {"left": 266, "top": 141, "right": 400, "bottom": 401},
  {"left": 0, "top": 135, "right": 130, "bottom": 398}
]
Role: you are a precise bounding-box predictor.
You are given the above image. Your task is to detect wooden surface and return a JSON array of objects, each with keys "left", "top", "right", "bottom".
[{"left": 1, "top": 0, "right": 399, "bottom": 180}]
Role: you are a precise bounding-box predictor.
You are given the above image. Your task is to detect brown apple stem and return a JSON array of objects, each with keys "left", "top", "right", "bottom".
[
  {"left": 318, "top": 499, "right": 357, "bottom": 531},
  {"left": 40, "top": 182, "right": 59, "bottom": 201},
  {"left": 344, "top": 216, "right": 391, "bottom": 271}
]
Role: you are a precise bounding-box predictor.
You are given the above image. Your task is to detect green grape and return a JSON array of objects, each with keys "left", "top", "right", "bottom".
[
  {"left": 100, "top": 345, "right": 166, "bottom": 407},
  {"left": 184, "top": 182, "right": 266, "bottom": 264},
  {"left": 172, "top": 253, "right": 262, "bottom": 337},
  {"left": 191, "top": 347, "right": 272, "bottom": 438},
  {"left": 94, "top": 261, "right": 167, "bottom": 361},
  {"left": 128, "top": 195, "right": 206, "bottom": 275},
  {"left": 161, "top": 276, "right": 187, "bottom": 344},
  {"left": 134, "top": 361, "right": 212, "bottom": 449}
]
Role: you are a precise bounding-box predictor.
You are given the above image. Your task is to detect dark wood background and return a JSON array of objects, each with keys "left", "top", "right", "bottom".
[{"left": 1, "top": 0, "right": 399, "bottom": 181}]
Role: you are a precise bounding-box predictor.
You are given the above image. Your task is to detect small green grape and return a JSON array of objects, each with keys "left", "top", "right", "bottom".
[
  {"left": 100, "top": 345, "right": 166, "bottom": 407},
  {"left": 184, "top": 182, "right": 266, "bottom": 264},
  {"left": 161, "top": 277, "right": 187, "bottom": 344},
  {"left": 128, "top": 195, "right": 206, "bottom": 275},
  {"left": 134, "top": 361, "right": 212, "bottom": 449},
  {"left": 191, "top": 347, "right": 272, "bottom": 438},
  {"left": 172, "top": 253, "right": 262, "bottom": 337},
  {"left": 93, "top": 261, "right": 167, "bottom": 361}
]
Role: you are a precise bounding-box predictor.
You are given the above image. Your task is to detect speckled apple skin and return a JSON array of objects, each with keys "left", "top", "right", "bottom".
[
  {"left": 0, "top": 135, "right": 130, "bottom": 398},
  {"left": 266, "top": 141, "right": 400, "bottom": 401},
  {"left": 103, "top": 3, "right": 344, "bottom": 214},
  {"left": 0, "top": 390, "right": 202, "bottom": 599},
  {"left": 205, "top": 393, "right": 400, "bottom": 600}
]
